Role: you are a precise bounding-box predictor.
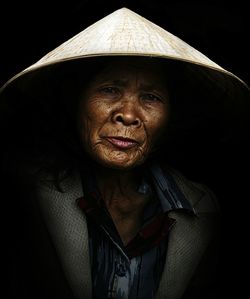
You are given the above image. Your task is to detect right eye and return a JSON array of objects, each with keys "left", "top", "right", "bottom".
[{"left": 98, "top": 86, "right": 119, "bottom": 95}]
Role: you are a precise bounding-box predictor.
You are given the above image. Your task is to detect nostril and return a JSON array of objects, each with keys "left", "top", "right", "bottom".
[
  {"left": 116, "top": 115, "right": 123, "bottom": 123},
  {"left": 133, "top": 119, "right": 140, "bottom": 126}
]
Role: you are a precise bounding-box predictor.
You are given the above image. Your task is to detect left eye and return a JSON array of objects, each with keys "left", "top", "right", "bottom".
[
  {"left": 141, "top": 93, "right": 162, "bottom": 102},
  {"left": 99, "top": 87, "right": 119, "bottom": 94}
]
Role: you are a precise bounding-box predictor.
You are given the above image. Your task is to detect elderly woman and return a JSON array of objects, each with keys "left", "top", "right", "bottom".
[{"left": 1, "top": 7, "right": 249, "bottom": 299}]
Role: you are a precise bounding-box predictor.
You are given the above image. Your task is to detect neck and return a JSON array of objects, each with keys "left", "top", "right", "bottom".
[
  {"left": 93, "top": 164, "right": 151, "bottom": 245},
  {"left": 94, "top": 163, "right": 151, "bottom": 214},
  {"left": 95, "top": 165, "right": 141, "bottom": 202}
]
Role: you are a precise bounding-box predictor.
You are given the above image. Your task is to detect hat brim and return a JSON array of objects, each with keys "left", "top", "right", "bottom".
[{"left": 1, "top": 54, "right": 249, "bottom": 138}]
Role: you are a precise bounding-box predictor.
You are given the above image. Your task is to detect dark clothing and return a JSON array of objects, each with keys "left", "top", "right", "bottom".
[{"left": 77, "top": 162, "right": 194, "bottom": 298}]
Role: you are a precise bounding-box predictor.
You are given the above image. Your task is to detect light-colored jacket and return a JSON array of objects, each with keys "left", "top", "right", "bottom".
[{"left": 37, "top": 168, "right": 220, "bottom": 299}]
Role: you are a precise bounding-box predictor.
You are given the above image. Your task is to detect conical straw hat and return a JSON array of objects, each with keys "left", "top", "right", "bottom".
[
  {"left": 0, "top": 7, "right": 248, "bottom": 88},
  {"left": 18, "top": 7, "right": 231, "bottom": 74},
  {"left": 0, "top": 7, "right": 249, "bottom": 143}
]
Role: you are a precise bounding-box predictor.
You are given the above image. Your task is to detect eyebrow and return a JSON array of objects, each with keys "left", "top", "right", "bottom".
[
  {"left": 140, "top": 83, "right": 165, "bottom": 91},
  {"left": 96, "top": 78, "right": 167, "bottom": 92},
  {"left": 95, "top": 78, "right": 128, "bottom": 87}
]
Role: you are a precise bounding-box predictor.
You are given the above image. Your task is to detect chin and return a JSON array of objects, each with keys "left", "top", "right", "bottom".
[
  {"left": 99, "top": 159, "right": 136, "bottom": 170},
  {"left": 89, "top": 146, "right": 148, "bottom": 170},
  {"left": 97, "top": 155, "right": 145, "bottom": 170}
]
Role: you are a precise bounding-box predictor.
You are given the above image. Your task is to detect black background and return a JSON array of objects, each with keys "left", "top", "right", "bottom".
[{"left": 1, "top": 0, "right": 249, "bottom": 297}]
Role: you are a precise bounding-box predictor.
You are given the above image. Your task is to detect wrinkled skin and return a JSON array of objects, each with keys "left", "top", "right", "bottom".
[{"left": 77, "top": 59, "right": 170, "bottom": 170}]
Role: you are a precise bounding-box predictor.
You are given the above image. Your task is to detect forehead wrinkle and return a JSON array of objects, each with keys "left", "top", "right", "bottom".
[
  {"left": 92, "top": 63, "right": 168, "bottom": 93},
  {"left": 93, "top": 76, "right": 129, "bottom": 87},
  {"left": 94, "top": 62, "right": 146, "bottom": 85},
  {"left": 120, "top": 67, "right": 167, "bottom": 93}
]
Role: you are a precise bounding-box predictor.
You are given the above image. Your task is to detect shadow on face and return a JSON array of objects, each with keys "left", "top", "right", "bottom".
[
  {"left": 1, "top": 55, "right": 233, "bottom": 187},
  {"left": 76, "top": 58, "right": 171, "bottom": 170}
]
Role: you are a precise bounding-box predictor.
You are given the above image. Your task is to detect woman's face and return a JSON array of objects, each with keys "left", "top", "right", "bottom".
[{"left": 77, "top": 59, "right": 170, "bottom": 169}]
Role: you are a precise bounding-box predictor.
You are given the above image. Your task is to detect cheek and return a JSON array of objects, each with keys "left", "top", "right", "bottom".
[
  {"left": 80, "top": 116, "right": 93, "bottom": 145},
  {"left": 146, "top": 109, "right": 169, "bottom": 141},
  {"left": 78, "top": 99, "right": 111, "bottom": 145}
]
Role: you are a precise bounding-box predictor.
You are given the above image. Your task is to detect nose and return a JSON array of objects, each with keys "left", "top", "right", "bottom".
[{"left": 112, "top": 100, "right": 141, "bottom": 127}]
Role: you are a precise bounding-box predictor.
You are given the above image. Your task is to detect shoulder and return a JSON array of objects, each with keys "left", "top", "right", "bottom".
[
  {"left": 36, "top": 170, "right": 82, "bottom": 193},
  {"left": 166, "top": 167, "right": 220, "bottom": 214}
]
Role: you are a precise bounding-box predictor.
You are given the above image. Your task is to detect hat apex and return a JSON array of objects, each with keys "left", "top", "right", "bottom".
[{"left": 23, "top": 7, "right": 226, "bottom": 74}]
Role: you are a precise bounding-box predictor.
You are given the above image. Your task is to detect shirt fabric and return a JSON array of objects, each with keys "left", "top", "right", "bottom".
[{"left": 77, "top": 161, "right": 195, "bottom": 299}]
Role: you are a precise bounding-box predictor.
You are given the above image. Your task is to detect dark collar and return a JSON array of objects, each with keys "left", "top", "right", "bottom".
[
  {"left": 79, "top": 161, "right": 195, "bottom": 215},
  {"left": 149, "top": 162, "right": 195, "bottom": 214}
]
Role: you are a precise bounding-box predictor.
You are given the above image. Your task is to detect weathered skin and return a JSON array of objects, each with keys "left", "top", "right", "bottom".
[
  {"left": 78, "top": 59, "right": 170, "bottom": 170},
  {"left": 77, "top": 59, "right": 170, "bottom": 244}
]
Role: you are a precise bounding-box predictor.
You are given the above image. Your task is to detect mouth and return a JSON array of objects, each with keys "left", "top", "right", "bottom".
[{"left": 105, "top": 136, "right": 139, "bottom": 149}]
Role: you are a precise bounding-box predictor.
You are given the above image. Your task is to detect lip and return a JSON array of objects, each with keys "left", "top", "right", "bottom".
[{"left": 105, "top": 136, "right": 138, "bottom": 149}]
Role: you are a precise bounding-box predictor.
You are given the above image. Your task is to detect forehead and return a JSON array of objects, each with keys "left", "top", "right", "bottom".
[{"left": 91, "top": 58, "right": 167, "bottom": 86}]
